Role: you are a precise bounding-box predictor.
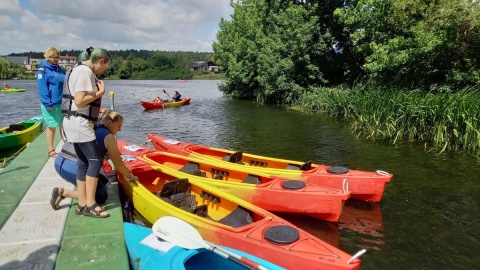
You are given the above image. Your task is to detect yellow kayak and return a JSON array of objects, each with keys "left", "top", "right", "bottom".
[
  {"left": 117, "top": 141, "right": 364, "bottom": 270},
  {"left": 148, "top": 133, "right": 393, "bottom": 202},
  {"left": 118, "top": 140, "right": 350, "bottom": 222}
]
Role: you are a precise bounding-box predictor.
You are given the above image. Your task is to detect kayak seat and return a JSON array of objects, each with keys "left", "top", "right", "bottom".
[
  {"left": 158, "top": 179, "right": 210, "bottom": 217},
  {"left": 179, "top": 162, "right": 199, "bottom": 173},
  {"left": 159, "top": 178, "right": 190, "bottom": 200},
  {"left": 218, "top": 206, "right": 253, "bottom": 228},
  {"left": 285, "top": 164, "right": 300, "bottom": 170},
  {"left": 300, "top": 161, "right": 312, "bottom": 171},
  {"left": 286, "top": 161, "right": 312, "bottom": 171},
  {"left": 192, "top": 204, "right": 208, "bottom": 217},
  {"left": 6, "top": 124, "right": 25, "bottom": 133},
  {"left": 241, "top": 174, "right": 261, "bottom": 184},
  {"left": 179, "top": 162, "right": 207, "bottom": 177},
  {"left": 222, "top": 151, "right": 244, "bottom": 164},
  {"left": 191, "top": 169, "right": 207, "bottom": 177}
]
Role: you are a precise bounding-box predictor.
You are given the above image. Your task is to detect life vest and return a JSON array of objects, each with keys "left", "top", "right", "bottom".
[{"left": 61, "top": 63, "right": 101, "bottom": 122}]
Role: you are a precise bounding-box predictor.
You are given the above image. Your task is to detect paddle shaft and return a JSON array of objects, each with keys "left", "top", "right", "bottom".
[
  {"left": 212, "top": 249, "right": 256, "bottom": 270},
  {"left": 152, "top": 213, "right": 273, "bottom": 270},
  {"left": 162, "top": 89, "right": 171, "bottom": 98},
  {"left": 207, "top": 242, "right": 269, "bottom": 270}
]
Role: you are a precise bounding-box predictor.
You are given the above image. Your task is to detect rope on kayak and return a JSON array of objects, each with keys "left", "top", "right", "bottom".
[
  {"left": 0, "top": 142, "right": 30, "bottom": 168},
  {"left": 0, "top": 128, "right": 45, "bottom": 168}
]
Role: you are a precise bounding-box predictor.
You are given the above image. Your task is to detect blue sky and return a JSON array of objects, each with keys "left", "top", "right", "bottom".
[{"left": 0, "top": 0, "right": 233, "bottom": 55}]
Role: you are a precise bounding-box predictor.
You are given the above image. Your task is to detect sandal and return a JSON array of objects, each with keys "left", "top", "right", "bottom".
[
  {"left": 75, "top": 205, "right": 85, "bottom": 215},
  {"left": 83, "top": 203, "right": 110, "bottom": 218},
  {"left": 50, "top": 187, "right": 65, "bottom": 210},
  {"left": 48, "top": 150, "right": 58, "bottom": 157}
]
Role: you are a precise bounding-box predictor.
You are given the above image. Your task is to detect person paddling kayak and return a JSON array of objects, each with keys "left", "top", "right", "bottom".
[{"left": 163, "top": 89, "right": 181, "bottom": 102}]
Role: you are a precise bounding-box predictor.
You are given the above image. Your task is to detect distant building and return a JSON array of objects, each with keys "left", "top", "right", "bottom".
[
  {"left": 5, "top": 54, "right": 77, "bottom": 71},
  {"left": 5, "top": 56, "right": 29, "bottom": 65},
  {"left": 189, "top": 61, "right": 219, "bottom": 73},
  {"left": 59, "top": 54, "right": 77, "bottom": 68}
]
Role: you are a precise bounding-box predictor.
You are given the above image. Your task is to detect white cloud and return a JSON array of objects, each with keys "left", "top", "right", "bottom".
[
  {"left": 0, "top": 0, "right": 22, "bottom": 14},
  {"left": 0, "top": 0, "right": 232, "bottom": 55}
]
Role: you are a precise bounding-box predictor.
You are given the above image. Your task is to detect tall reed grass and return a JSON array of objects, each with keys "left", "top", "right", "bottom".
[{"left": 297, "top": 86, "right": 480, "bottom": 156}]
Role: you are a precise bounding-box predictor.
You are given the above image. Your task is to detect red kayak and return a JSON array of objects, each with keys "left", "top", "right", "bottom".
[
  {"left": 116, "top": 140, "right": 365, "bottom": 270},
  {"left": 140, "top": 97, "right": 191, "bottom": 110},
  {"left": 118, "top": 140, "right": 350, "bottom": 222},
  {"left": 147, "top": 133, "right": 393, "bottom": 202}
]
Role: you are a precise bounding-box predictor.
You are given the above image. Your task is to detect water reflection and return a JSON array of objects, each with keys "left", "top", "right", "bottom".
[
  {"left": 338, "top": 200, "right": 384, "bottom": 251},
  {"left": 276, "top": 212, "right": 341, "bottom": 248},
  {"left": 277, "top": 199, "right": 384, "bottom": 253}
]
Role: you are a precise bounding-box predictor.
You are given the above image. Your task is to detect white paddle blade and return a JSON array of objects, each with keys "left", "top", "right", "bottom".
[{"left": 152, "top": 216, "right": 207, "bottom": 250}]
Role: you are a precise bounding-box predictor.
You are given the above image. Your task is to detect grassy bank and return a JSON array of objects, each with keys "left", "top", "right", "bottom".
[{"left": 296, "top": 86, "right": 480, "bottom": 156}]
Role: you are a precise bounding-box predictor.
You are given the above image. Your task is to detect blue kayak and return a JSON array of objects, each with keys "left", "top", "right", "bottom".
[{"left": 123, "top": 222, "right": 284, "bottom": 270}]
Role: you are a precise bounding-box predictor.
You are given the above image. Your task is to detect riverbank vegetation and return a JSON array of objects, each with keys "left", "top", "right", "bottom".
[
  {"left": 297, "top": 84, "right": 480, "bottom": 156},
  {"left": 213, "top": 0, "right": 480, "bottom": 156},
  {"left": 4, "top": 50, "right": 216, "bottom": 80}
]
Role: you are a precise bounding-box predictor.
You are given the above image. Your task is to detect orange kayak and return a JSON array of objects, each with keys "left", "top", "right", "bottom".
[
  {"left": 118, "top": 140, "right": 350, "bottom": 222},
  {"left": 148, "top": 133, "right": 393, "bottom": 202},
  {"left": 117, "top": 140, "right": 364, "bottom": 270}
]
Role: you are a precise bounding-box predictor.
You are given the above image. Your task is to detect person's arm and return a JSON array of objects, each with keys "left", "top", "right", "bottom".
[
  {"left": 104, "top": 134, "right": 138, "bottom": 181},
  {"left": 72, "top": 71, "right": 105, "bottom": 107},
  {"left": 36, "top": 69, "right": 53, "bottom": 108}
]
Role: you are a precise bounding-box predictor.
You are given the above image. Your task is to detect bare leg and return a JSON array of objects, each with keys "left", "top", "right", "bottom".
[
  {"left": 77, "top": 180, "right": 86, "bottom": 207},
  {"left": 85, "top": 175, "right": 108, "bottom": 216},
  {"left": 52, "top": 188, "right": 78, "bottom": 209},
  {"left": 46, "top": 127, "right": 56, "bottom": 152},
  {"left": 62, "top": 189, "right": 78, "bottom": 199},
  {"left": 58, "top": 125, "right": 66, "bottom": 142}
]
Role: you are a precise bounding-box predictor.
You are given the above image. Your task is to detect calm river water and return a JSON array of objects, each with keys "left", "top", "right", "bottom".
[{"left": 1, "top": 80, "right": 479, "bottom": 269}]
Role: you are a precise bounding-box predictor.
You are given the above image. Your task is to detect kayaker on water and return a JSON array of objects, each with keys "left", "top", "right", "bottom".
[
  {"left": 163, "top": 89, "right": 181, "bottom": 102},
  {"left": 3, "top": 83, "right": 10, "bottom": 90},
  {"left": 153, "top": 96, "right": 163, "bottom": 103}
]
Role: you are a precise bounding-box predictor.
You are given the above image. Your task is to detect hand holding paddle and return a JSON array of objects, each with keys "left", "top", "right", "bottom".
[{"left": 152, "top": 216, "right": 271, "bottom": 270}]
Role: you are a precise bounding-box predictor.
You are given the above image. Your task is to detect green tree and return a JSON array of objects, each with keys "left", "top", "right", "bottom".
[
  {"left": 0, "top": 57, "right": 11, "bottom": 79},
  {"left": 335, "top": 0, "right": 480, "bottom": 90},
  {"left": 214, "top": 0, "right": 330, "bottom": 104}
]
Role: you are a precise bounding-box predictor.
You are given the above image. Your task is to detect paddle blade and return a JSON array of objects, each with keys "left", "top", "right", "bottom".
[
  {"left": 152, "top": 216, "right": 207, "bottom": 250},
  {"left": 163, "top": 89, "right": 167, "bottom": 93}
]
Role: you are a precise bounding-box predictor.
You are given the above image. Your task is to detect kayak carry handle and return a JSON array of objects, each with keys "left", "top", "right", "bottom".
[
  {"left": 376, "top": 170, "right": 390, "bottom": 176},
  {"left": 347, "top": 249, "right": 366, "bottom": 264},
  {"left": 342, "top": 178, "right": 349, "bottom": 194}
]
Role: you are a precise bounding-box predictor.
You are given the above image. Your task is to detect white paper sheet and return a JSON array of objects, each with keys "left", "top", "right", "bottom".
[
  {"left": 164, "top": 139, "right": 180, "bottom": 145},
  {"left": 123, "top": 145, "right": 144, "bottom": 151},
  {"left": 120, "top": 154, "right": 137, "bottom": 163}
]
